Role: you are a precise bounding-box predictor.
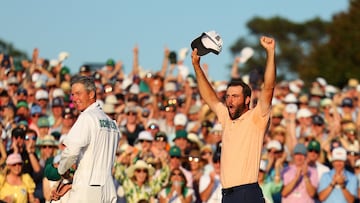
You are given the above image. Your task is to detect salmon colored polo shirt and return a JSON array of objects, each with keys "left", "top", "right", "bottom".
[{"left": 214, "top": 102, "right": 270, "bottom": 188}]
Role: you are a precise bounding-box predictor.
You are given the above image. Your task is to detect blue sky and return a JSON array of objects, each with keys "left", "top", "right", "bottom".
[{"left": 1, "top": 0, "right": 349, "bottom": 81}]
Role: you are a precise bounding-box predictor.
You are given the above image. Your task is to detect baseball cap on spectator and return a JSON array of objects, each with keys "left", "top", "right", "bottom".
[
  {"left": 331, "top": 147, "right": 347, "bottom": 161},
  {"left": 169, "top": 146, "right": 182, "bottom": 157},
  {"left": 79, "top": 65, "right": 90, "bottom": 73},
  {"left": 37, "top": 116, "right": 50, "bottom": 128},
  {"left": 320, "top": 98, "right": 333, "bottom": 107},
  {"left": 310, "top": 86, "right": 324, "bottom": 97},
  {"left": 31, "top": 105, "right": 42, "bottom": 116},
  {"left": 308, "top": 100, "right": 319, "bottom": 108},
  {"left": 124, "top": 105, "right": 138, "bottom": 114},
  {"left": 7, "top": 77, "right": 19, "bottom": 85},
  {"left": 293, "top": 143, "right": 307, "bottom": 155},
  {"left": 173, "top": 130, "right": 188, "bottom": 141},
  {"left": 35, "top": 89, "right": 49, "bottom": 100},
  {"left": 191, "top": 30, "right": 223, "bottom": 56},
  {"left": 266, "top": 140, "right": 282, "bottom": 151},
  {"left": 52, "top": 97, "right": 64, "bottom": 107},
  {"left": 146, "top": 119, "right": 159, "bottom": 130},
  {"left": 341, "top": 97, "right": 353, "bottom": 108},
  {"left": 17, "top": 88, "right": 28, "bottom": 96},
  {"left": 106, "top": 59, "right": 115, "bottom": 67},
  {"left": 137, "top": 131, "right": 153, "bottom": 142},
  {"left": 36, "top": 135, "right": 58, "bottom": 147},
  {"left": 164, "top": 82, "right": 177, "bottom": 92},
  {"left": 298, "top": 94, "right": 309, "bottom": 104},
  {"left": 174, "top": 113, "right": 187, "bottom": 126},
  {"left": 17, "top": 120, "right": 28, "bottom": 128},
  {"left": 12, "top": 127, "right": 25, "bottom": 138},
  {"left": 289, "top": 82, "right": 301, "bottom": 94},
  {"left": 103, "top": 103, "right": 115, "bottom": 114},
  {"left": 154, "top": 131, "right": 167, "bottom": 142},
  {"left": 62, "top": 107, "right": 74, "bottom": 118},
  {"left": 53, "top": 88, "right": 65, "bottom": 98},
  {"left": 60, "top": 66, "right": 70, "bottom": 75},
  {"left": 312, "top": 115, "right": 324, "bottom": 126},
  {"left": 210, "top": 123, "right": 222, "bottom": 133},
  {"left": 216, "top": 84, "right": 227, "bottom": 93},
  {"left": 296, "top": 108, "right": 312, "bottom": 119},
  {"left": 307, "top": 140, "right": 321, "bottom": 153},
  {"left": 6, "top": 153, "right": 23, "bottom": 165},
  {"left": 316, "top": 77, "right": 327, "bottom": 87},
  {"left": 16, "top": 101, "right": 29, "bottom": 109},
  {"left": 105, "top": 95, "right": 119, "bottom": 105},
  {"left": 284, "top": 93, "right": 298, "bottom": 104},
  {"left": 189, "top": 105, "right": 201, "bottom": 115},
  {"left": 188, "top": 133, "right": 204, "bottom": 149}
]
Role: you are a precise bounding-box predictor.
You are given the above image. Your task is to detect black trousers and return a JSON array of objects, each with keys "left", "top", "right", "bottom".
[{"left": 222, "top": 182, "right": 265, "bottom": 203}]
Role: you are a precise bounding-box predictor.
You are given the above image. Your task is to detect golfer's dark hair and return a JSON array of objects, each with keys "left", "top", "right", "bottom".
[{"left": 227, "top": 78, "right": 252, "bottom": 99}]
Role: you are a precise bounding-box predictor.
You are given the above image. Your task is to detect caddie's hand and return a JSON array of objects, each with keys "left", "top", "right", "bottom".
[
  {"left": 260, "top": 36, "right": 275, "bottom": 51},
  {"left": 191, "top": 49, "right": 201, "bottom": 67}
]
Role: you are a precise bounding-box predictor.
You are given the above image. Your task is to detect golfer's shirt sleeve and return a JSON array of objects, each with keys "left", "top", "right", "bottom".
[{"left": 58, "top": 113, "right": 91, "bottom": 175}]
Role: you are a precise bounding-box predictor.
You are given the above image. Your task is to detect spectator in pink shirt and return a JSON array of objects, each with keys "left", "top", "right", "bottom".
[{"left": 281, "top": 143, "right": 318, "bottom": 203}]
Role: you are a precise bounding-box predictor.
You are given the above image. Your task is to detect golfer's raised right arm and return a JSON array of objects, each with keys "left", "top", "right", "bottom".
[{"left": 191, "top": 49, "right": 220, "bottom": 110}]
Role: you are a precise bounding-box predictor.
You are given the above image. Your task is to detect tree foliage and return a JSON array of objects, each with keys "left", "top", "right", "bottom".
[{"left": 230, "top": 0, "right": 359, "bottom": 88}]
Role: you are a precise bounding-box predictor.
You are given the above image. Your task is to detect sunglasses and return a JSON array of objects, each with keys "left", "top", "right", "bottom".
[
  {"left": 268, "top": 150, "right": 282, "bottom": 154},
  {"left": 126, "top": 112, "right": 137, "bottom": 116},
  {"left": 41, "top": 145, "right": 54, "bottom": 149},
  {"left": 25, "top": 135, "right": 37, "bottom": 141},
  {"left": 10, "top": 163, "right": 22, "bottom": 166},
  {"left": 155, "top": 137, "right": 166, "bottom": 142},
  {"left": 32, "top": 114, "right": 42, "bottom": 118},
  {"left": 135, "top": 169, "right": 148, "bottom": 173},
  {"left": 139, "top": 140, "right": 152, "bottom": 143},
  {"left": 188, "top": 156, "right": 199, "bottom": 162},
  {"left": 170, "top": 156, "right": 180, "bottom": 159}
]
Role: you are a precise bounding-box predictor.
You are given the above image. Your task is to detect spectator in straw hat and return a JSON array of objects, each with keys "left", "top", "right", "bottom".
[{"left": 114, "top": 159, "right": 169, "bottom": 203}]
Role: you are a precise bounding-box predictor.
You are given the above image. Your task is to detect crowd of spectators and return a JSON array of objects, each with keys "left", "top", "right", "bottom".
[{"left": 0, "top": 46, "right": 360, "bottom": 203}]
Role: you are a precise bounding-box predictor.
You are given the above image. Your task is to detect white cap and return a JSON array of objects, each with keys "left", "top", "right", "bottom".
[
  {"left": 289, "top": 82, "right": 301, "bottom": 94},
  {"left": 239, "top": 47, "right": 254, "bottom": 63},
  {"left": 216, "top": 84, "right": 227, "bottom": 92},
  {"left": 103, "top": 103, "right": 115, "bottom": 114},
  {"left": 137, "top": 131, "right": 153, "bottom": 141},
  {"left": 331, "top": 147, "right": 347, "bottom": 162},
  {"left": 164, "top": 82, "right": 177, "bottom": 92},
  {"left": 296, "top": 108, "right": 312, "bottom": 119},
  {"left": 174, "top": 113, "right": 187, "bottom": 126},
  {"left": 105, "top": 95, "right": 119, "bottom": 105},
  {"left": 266, "top": 140, "right": 282, "bottom": 151},
  {"left": 284, "top": 93, "right": 298, "bottom": 103},
  {"left": 53, "top": 88, "right": 65, "bottom": 98},
  {"left": 210, "top": 123, "right": 222, "bottom": 133},
  {"left": 35, "top": 89, "right": 49, "bottom": 100},
  {"left": 316, "top": 77, "right": 327, "bottom": 86}
]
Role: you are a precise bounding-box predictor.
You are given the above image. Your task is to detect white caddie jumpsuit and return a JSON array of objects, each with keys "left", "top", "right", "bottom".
[{"left": 58, "top": 102, "right": 120, "bottom": 202}]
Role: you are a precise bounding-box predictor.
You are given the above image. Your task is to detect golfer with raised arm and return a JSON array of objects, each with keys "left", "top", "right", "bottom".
[{"left": 191, "top": 33, "right": 276, "bottom": 203}]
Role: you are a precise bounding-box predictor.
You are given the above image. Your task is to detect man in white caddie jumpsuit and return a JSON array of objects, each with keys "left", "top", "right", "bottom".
[{"left": 56, "top": 76, "right": 120, "bottom": 202}]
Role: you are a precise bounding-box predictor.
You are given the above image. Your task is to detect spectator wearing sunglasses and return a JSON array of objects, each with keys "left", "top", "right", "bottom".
[
  {"left": 0, "top": 153, "right": 39, "bottom": 203},
  {"left": 158, "top": 168, "right": 194, "bottom": 203},
  {"left": 114, "top": 159, "right": 169, "bottom": 203}
]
